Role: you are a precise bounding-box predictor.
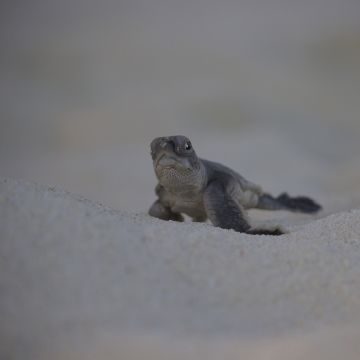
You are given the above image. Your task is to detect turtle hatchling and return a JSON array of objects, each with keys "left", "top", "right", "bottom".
[{"left": 148, "top": 135, "right": 321, "bottom": 235}]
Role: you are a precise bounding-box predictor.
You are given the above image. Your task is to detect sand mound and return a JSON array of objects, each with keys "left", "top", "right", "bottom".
[{"left": 1, "top": 177, "right": 360, "bottom": 359}]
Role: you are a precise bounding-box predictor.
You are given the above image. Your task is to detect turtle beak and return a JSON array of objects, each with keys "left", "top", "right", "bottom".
[
  {"left": 156, "top": 153, "right": 182, "bottom": 168},
  {"left": 151, "top": 137, "right": 192, "bottom": 170},
  {"left": 150, "top": 137, "right": 175, "bottom": 161}
]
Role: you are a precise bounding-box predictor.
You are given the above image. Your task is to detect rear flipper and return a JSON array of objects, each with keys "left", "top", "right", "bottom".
[{"left": 257, "top": 192, "right": 322, "bottom": 214}]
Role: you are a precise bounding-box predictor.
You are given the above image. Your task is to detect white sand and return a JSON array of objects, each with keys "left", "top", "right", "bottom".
[{"left": 2, "top": 177, "right": 360, "bottom": 359}]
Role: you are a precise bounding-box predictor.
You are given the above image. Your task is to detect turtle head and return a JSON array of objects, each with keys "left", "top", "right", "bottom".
[{"left": 150, "top": 135, "right": 201, "bottom": 185}]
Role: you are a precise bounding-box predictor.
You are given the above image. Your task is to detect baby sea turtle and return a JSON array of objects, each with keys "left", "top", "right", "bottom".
[{"left": 149, "top": 135, "right": 321, "bottom": 235}]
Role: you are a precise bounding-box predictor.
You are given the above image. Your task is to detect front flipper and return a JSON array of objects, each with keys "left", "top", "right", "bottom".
[
  {"left": 204, "top": 181, "right": 252, "bottom": 233},
  {"left": 149, "top": 200, "right": 184, "bottom": 222},
  {"left": 204, "top": 181, "right": 283, "bottom": 235}
]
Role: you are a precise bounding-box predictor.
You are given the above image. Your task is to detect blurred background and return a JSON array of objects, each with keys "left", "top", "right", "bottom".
[{"left": 1, "top": 0, "right": 360, "bottom": 214}]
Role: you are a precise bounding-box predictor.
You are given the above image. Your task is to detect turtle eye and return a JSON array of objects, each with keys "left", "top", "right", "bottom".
[{"left": 184, "top": 142, "right": 192, "bottom": 151}]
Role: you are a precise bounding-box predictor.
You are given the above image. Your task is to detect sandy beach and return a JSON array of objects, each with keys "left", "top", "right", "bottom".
[{"left": 1, "top": 177, "right": 360, "bottom": 359}]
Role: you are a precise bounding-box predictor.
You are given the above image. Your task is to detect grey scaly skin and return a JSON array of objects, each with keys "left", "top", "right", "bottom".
[{"left": 148, "top": 135, "right": 322, "bottom": 235}]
